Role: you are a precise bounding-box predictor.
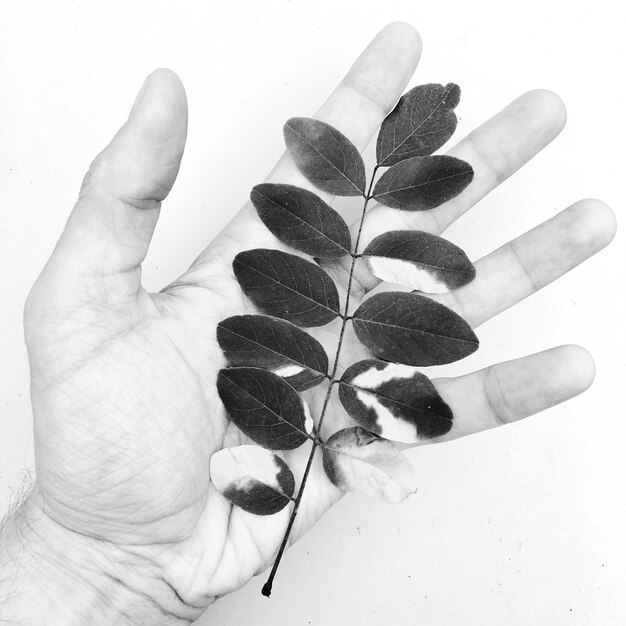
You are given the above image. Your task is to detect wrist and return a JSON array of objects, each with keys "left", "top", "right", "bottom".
[{"left": 0, "top": 488, "right": 202, "bottom": 625}]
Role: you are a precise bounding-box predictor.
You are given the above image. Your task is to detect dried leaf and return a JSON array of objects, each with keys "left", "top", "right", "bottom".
[
  {"left": 322, "top": 427, "right": 417, "bottom": 503},
  {"left": 377, "top": 83, "right": 461, "bottom": 167},
  {"left": 362, "top": 230, "right": 475, "bottom": 292},
  {"left": 233, "top": 248, "right": 340, "bottom": 327},
  {"left": 217, "top": 314, "right": 328, "bottom": 391},
  {"left": 210, "top": 445, "right": 295, "bottom": 515},
  {"left": 338, "top": 359, "right": 453, "bottom": 443},
  {"left": 217, "top": 367, "right": 313, "bottom": 450},
  {"left": 352, "top": 291, "right": 479, "bottom": 366},
  {"left": 251, "top": 183, "right": 351, "bottom": 259},
  {"left": 372, "top": 155, "right": 473, "bottom": 211},
  {"left": 283, "top": 117, "right": 366, "bottom": 196}
]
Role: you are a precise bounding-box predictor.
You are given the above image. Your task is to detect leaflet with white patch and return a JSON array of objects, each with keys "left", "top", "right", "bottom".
[
  {"left": 361, "top": 230, "right": 476, "bottom": 293},
  {"left": 210, "top": 445, "right": 295, "bottom": 516},
  {"left": 302, "top": 399, "right": 314, "bottom": 435},
  {"left": 272, "top": 363, "right": 306, "bottom": 377},
  {"left": 211, "top": 446, "right": 282, "bottom": 491},
  {"left": 217, "top": 314, "right": 329, "bottom": 391},
  {"left": 322, "top": 427, "right": 417, "bottom": 504},
  {"left": 355, "top": 389, "right": 419, "bottom": 442},
  {"left": 364, "top": 255, "right": 450, "bottom": 292},
  {"left": 338, "top": 359, "right": 454, "bottom": 444},
  {"left": 350, "top": 361, "right": 423, "bottom": 388}
]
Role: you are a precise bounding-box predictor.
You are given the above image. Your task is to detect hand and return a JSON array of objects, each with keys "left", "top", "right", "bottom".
[{"left": 1, "top": 22, "right": 615, "bottom": 624}]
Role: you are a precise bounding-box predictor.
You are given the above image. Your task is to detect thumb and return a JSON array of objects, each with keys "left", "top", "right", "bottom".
[{"left": 41, "top": 69, "right": 188, "bottom": 301}]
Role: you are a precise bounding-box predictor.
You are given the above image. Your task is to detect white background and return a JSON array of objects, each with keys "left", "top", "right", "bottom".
[{"left": 1, "top": 1, "right": 625, "bottom": 624}]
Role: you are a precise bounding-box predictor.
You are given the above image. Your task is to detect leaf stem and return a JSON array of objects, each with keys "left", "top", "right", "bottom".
[{"left": 261, "top": 165, "right": 380, "bottom": 598}]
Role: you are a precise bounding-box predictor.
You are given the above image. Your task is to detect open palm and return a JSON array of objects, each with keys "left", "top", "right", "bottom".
[{"left": 23, "top": 23, "right": 615, "bottom": 619}]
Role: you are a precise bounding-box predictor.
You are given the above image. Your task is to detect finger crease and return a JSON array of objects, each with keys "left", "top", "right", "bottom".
[
  {"left": 342, "top": 76, "right": 392, "bottom": 118},
  {"left": 483, "top": 367, "right": 512, "bottom": 426},
  {"left": 508, "top": 240, "right": 541, "bottom": 292}
]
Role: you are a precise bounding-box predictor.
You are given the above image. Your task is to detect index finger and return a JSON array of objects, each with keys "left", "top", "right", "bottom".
[{"left": 179, "top": 22, "right": 422, "bottom": 285}]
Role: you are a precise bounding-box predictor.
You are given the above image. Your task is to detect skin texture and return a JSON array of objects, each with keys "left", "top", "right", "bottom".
[{"left": 0, "top": 22, "right": 617, "bottom": 624}]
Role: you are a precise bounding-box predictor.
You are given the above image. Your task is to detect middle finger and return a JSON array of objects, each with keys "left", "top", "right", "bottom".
[{"left": 352, "top": 89, "right": 567, "bottom": 293}]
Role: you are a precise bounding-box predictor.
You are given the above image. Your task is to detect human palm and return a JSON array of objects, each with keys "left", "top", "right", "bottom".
[{"left": 23, "top": 23, "right": 615, "bottom": 615}]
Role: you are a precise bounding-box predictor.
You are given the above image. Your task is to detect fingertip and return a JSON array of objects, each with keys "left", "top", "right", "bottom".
[
  {"left": 314, "top": 21, "right": 423, "bottom": 150},
  {"left": 105, "top": 67, "right": 188, "bottom": 204},
  {"left": 503, "top": 345, "right": 596, "bottom": 418},
  {"left": 148, "top": 68, "right": 188, "bottom": 110},
  {"left": 379, "top": 21, "right": 423, "bottom": 59},
  {"left": 533, "top": 88, "right": 567, "bottom": 135},
  {"left": 515, "top": 89, "right": 567, "bottom": 141},
  {"left": 555, "top": 344, "right": 596, "bottom": 395},
  {"left": 342, "top": 23, "right": 422, "bottom": 115},
  {"left": 132, "top": 68, "right": 188, "bottom": 136},
  {"left": 149, "top": 67, "right": 184, "bottom": 87},
  {"left": 531, "top": 88, "right": 567, "bottom": 123},
  {"left": 572, "top": 198, "right": 618, "bottom": 249}
]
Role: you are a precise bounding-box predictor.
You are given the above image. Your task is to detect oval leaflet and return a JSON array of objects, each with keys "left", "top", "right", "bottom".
[
  {"left": 283, "top": 117, "right": 366, "bottom": 196},
  {"left": 217, "top": 367, "right": 313, "bottom": 450},
  {"left": 233, "top": 248, "right": 340, "bottom": 327},
  {"left": 373, "top": 155, "right": 474, "bottom": 211},
  {"left": 376, "top": 83, "right": 461, "bottom": 167},
  {"left": 352, "top": 291, "right": 479, "bottom": 366},
  {"left": 251, "top": 183, "right": 351, "bottom": 259}
]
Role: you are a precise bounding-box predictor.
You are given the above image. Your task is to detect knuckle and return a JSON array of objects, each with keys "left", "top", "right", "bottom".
[
  {"left": 23, "top": 278, "right": 46, "bottom": 332},
  {"left": 78, "top": 151, "right": 107, "bottom": 200}
]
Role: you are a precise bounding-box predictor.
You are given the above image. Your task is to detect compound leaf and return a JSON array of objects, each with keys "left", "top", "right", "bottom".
[
  {"left": 284, "top": 117, "right": 366, "bottom": 196},
  {"left": 217, "top": 367, "right": 313, "bottom": 450},
  {"left": 338, "top": 359, "right": 453, "bottom": 443},
  {"left": 362, "top": 230, "right": 475, "bottom": 292},
  {"left": 217, "top": 314, "right": 329, "bottom": 391},
  {"left": 210, "top": 445, "right": 295, "bottom": 515},
  {"left": 377, "top": 83, "right": 461, "bottom": 167},
  {"left": 322, "top": 427, "right": 417, "bottom": 503},
  {"left": 352, "top": 291, "right": 479, "bottom": 366},
  {"left": 372, "top": 155, "right": 473, "bottom": 211},
  {"left": 251, "top": 183, "right": 351, "bottom": 259},
  {"left": 233, "top": 248, "right": 340, "bottom": 327}
]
